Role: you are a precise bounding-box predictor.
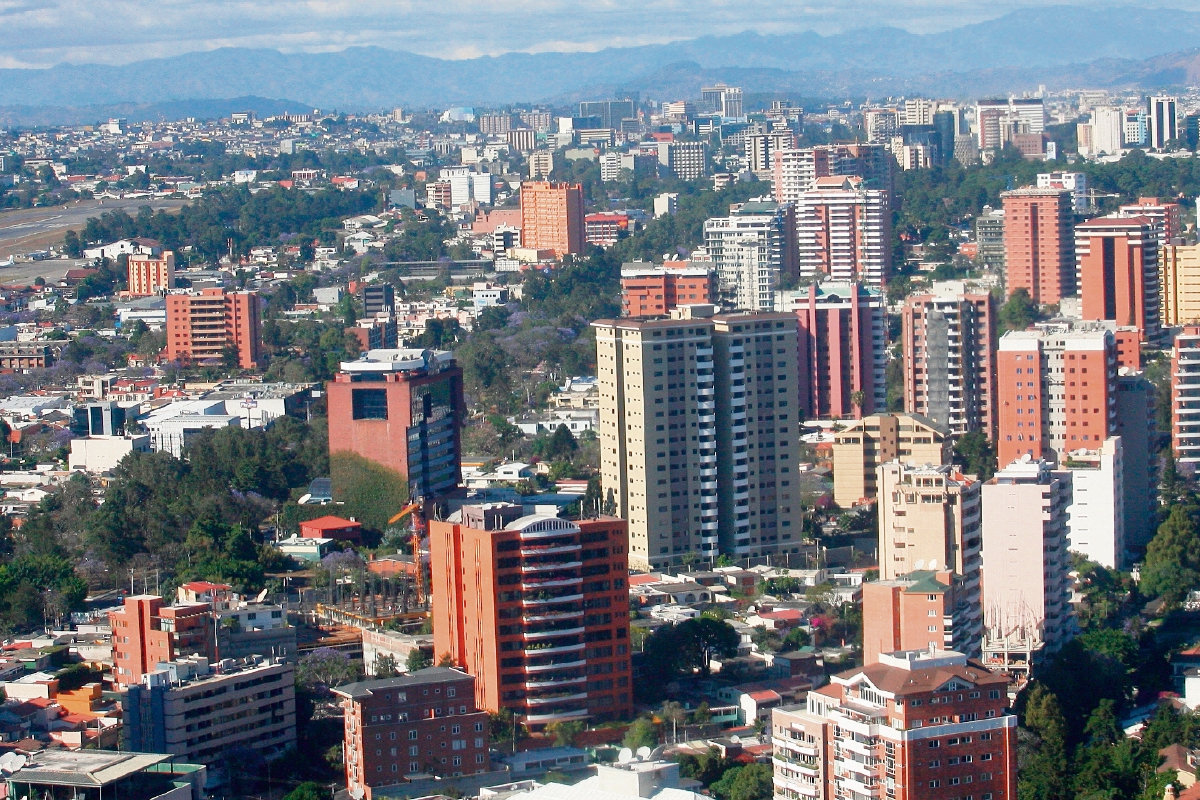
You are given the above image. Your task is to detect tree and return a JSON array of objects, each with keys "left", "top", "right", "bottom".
[
  {"left": 953, "top": 429, "right": 997, "bottom": 480},
  {"left": 781, "top": 627, "right": 811, "bottom": 651},
  {"left": 692, "top": 702, "right": 712, "bottom": 724},
  {"left": 63, "top": 230, "right": 83, "bottom": 258},
  {"left": 373, "top": 653, "right": 399, "bottom": 678},
  {"left": 296, "top": 648, "right": 358, "bottom": 693},
  {"left": 282, "top": 783, "right": 330, "bottom": 800},
  {"left": 660, "top": 700, "right": 686, "bottom": 743},
  {"left": 622, "top": 716, "right": 658, "bottom": 749},
  {"left": 711, "top": 764, "right": 773, "bottom": 800},
  {"left": 1018, "top": 682, "right": 1069, "bottom": 800},
  {"left": 543, "top": 425, "right": 579, "bottom": 461},
  {"left": 675, "top": 616, "right": 740, "bottom": 676},
  {"left": 546, "top": 719, "right": 584, "bottom": 747},
  {"left": 999, "top": 287, "right": 1039, "bottom": 334},
  {"left": 1141, "top": 504, "right": 1200, "bottom": 604},
  {"left": 406, "top": 649, "right": 432, "bottom": 672}
]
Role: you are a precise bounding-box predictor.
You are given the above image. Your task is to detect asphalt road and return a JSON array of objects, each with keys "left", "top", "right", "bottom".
[{"left": 0, "top": 197, "right": 186, "bottom": 260}]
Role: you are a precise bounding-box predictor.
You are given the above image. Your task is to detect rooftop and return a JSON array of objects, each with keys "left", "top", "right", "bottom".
[
  {"left": 8, "top": 750, "right": 170, "bottom": 787},
  {"left": 331, "top": 666, "right": 473, "bottom": 700}
]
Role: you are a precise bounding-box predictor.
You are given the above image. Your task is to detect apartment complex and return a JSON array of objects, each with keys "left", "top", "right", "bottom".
[
  {"left": 1074, "top": 214, "right": 1160, "bottom": 343},
  {"left": 109, "top": 596, "right": 214, "bottom": 688},
  {"left": 862, "top": 570, "right": 982, "bottom": 665},
  {"left": 336, "top": 668, "right": 490, "bottom": 798},
  {"left": 996, "top": 324, "right": 1117, "bottom": 468},
  {"left": 620, "top": 263, "right": 716, "bottom": 317},
  {"left": 326, "top": 349, "right": 463, "bottom": 502},
  {"left": 429, "top": 506, "right": 632, "bottom": 728},
  {"left": 704, "top": 200, "right": 799, "bottom": 311},
  {"left": 772, "top": 148, "right": 832, "bottom": 203},
  {"left": 770, "top": 649, "right": 1016, "bottom": 800},
  {"left": 165, "top": 289, "right": 261, "bottom": 369},
  {"left": 1161, "top": 243, "right": 1200, "bottom": 325},
  {"left": 1059, "top": 437, "right": 1126, "bottom": 569},
  {"left": 975, "top": 206, "right": 1005, "bottom": 269},
  {"left": 126, "top": 250, "right": 175, "bottom": 297},
  {"left": 658, "top": 141, "right": 708, "bottom": 181},
  {"left": 1174, "top": 326, "right": 1200, "bottom": 473},
  {"left": 778, "top": 281, "right": 887, "bottom": 420},
  {"left": 747, "top": 131, "right": 798, "bottom": 178},
  {"left": 793, "top": 176, "right": 891, "bottom": 287},
  {"left": 1119, "top": 197, "right": 1182, "bottom": 243},
  {"left": 902, "top": 281, "right": 998, "bottom": 437},
  {"left": 124, "top": 656, "right": 295, "bottom": 764},
  {"left": 520, "top": 181, "right": 586, "bottom": 257},
  {"left": 1001, "top": 188, "right": 1074, "bottom": 304},
  {"left": 831, "top": 413, "right": 951, "bottom": 508},
  {"left": 364, "top": 283, "right": 396, "bottom": 315}
]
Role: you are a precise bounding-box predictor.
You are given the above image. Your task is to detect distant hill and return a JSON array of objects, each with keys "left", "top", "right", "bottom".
[
  {"left": 1, "top": 5, "right": 1199, "bottom": 119},
  {"left": 0, "top": 96, "right": 315, "bottom": 128}
]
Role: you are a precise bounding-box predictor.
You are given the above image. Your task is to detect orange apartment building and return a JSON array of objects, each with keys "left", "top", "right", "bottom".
[
  {"left": 520, "top": 181, "right": 586, "bottom": 258},
  {"left": 771, "top": 649, "right": 1016, "bottom": 800},
  {"left": 165, "top": 289, "right": 261, "bottom": 369},
  {"left": 862, "top": 571, "right": 980, "bottom": 665},
  {"left": 108, "top": 595, "right": 214, "bottom": 688},
  {"left": 1001, "top": 188, "right": 1074, "bottom": 304},
  {"left": 619, "top": 263, "right": 716, "bottom": 317},
  {"left": 430, "top": 504, "right": 633, "bottom": 730},
  {"left": 126, "top": 251, "right": 176, "bottom": 297},
  {"left": 1075, "top": 214, "right": 1161, "bottom": 344},
  {"left": 335, "top": 667, "right": 490, "bottom": 799}
]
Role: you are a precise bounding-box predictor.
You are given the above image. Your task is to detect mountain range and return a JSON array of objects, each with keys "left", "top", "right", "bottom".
[{"left": 2, "top": 5, "right": 1200, "bottom": 123}]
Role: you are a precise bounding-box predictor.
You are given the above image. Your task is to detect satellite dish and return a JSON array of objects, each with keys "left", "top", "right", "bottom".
[
  {"left": 928, "top": 559, "right": 938, "bottom": 570},
  {"left": 730, "top": 736, "right": 742, "bottom": 744},
  {"left": 649, "top": 746, "right": 666, "bottom": 761},
  {"left": 255, "top": 589, "right": 269, "bottom": 603},
  {"left": 350, "top": 789, "right": 365, "bottom": 800},
  {"left": 914, "top": 560, "right": 925, "bottom": 570},
  {"left": 636, "top": 747, "right": 652, "bottom": 760},
  {"left": 10, "top": 756, "right": 25, "bottom": 772},
  {"left": 617, "top": 748, "right": 634, "bottom": 764},
  {"left": 0, "top": 753, "right": 17, "bottom": 772}
]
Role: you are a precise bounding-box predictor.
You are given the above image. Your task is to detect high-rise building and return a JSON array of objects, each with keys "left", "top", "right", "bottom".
[
  {"left": 126, "top": 251, "right": 175, "bottom": 297},
  {"left": 1119, "top": 197, "right": 1183, "bottom": 243},
  {"left": 704, "top": 200, "right": 799, "bottom": 311},
  {"left": 506, "top": 128, "right": 536, "bottom": 153},
  {"left": 1124, "top": 109, "right": 1148, "bottom": 147},
  {"left": 527, "top": 150, "right": 555, "bottom": 180},
  {"left": 1161, "top": 243, "right": 1200, "bottom": 325},
  {"left": 326, "top": 349, "right": 463, "bottom": 502},
  {"left": 594, "top": 309, "right": 802, "bottom": 567},
  {"left": 1115, "top": 370, "right": 1155, "bottom": 551},
  {"left": 981, "top": 457, "right": 1076, "bottom": 677},
  {"left": 1059, "top": 437, "right": 1126, "bottom": 569},
  {"left": 520, "top": 181, "right": 585, "bottom": 257},
  {"left": 1001, "top": 188, "right": 1075, "bottom": 304},
  {"left": 335, "top": 668, "right": 490, "bottom": 795},
  {"left": 902, "top": 281, "right": 998, "bottom": 437},
  {"left": 862, "top": 570, "right": 981, "bottom": 665},
  {"left": 165, "top": 288, "right": 261, "bottom": 369},
  {"left": 657, "top": 141, "right": 708, "bottom": 180},
  {"left": 975, "top": 205, "right": 1006, "bottom": 268},
  {"left": 429, "top": 505, "right": 632, "bottom": 728},
  {"left": 579, "top": 99, "right": 636, "bottom": 129},
  {"left": 830, "top": 143, "right": 894, "bottom": 194},
  {"left": 109, "top": 596, "right": 214, "bottom": 688},
  {"left": 977, "top": 98, "right": 1045, "bottom": 151},
  {"left": 1074, "top": 214, "right": 1161, "bottom": 343},
  {"left": 996, "top": 324, "right": 1117, "bottom": 468},
  {"left": 1091, "top": 107, "right": 1125, "bottom": 155},
  {"left": 772, "top": 148, "right": 832, "bottom": 202},
  {"left": 701, "top": 84, "right": 742, "bottom": 118},
  {"left": 902, "top": 98, "right": 936, "bottom": 126},
  {"left": 478, "top": 113, "right": 514, "bottom": 136},
  {"left": 1036, "top": 172, "right": 1089, "bottom": 213},
  {"left": 862, "top": 108, "right": 901, "bottom": 143},
  {"left": 1173, "top": 326, "right": 1200, "bottom": 474},
  {"left": 599, "top": 152, "right": 635, "bottom": 182},
  {"left": 620, "top": 263, "right": 716, "bottom": 317},
  {"left": 771, "top": 649, "right": 1017, "bottom": 800},
  {"left": 793, "top": 176, "right": 891, "bottom": 286},
  {"left": 363, "top": 283, "right": 395, "bottom": 315},
  {"left": 831, "top": 413, "right": 951, "bottom": 508},
  {"left": 1148, "top": 96, "right": 1179, "bottom": 150},
  {"left": 876, "top": 463, "right": 982, "bottom": 634},
  {"left": 746, "top": 131, "right": 798, "bottom": 178},
  {"left": 777, "top": 280, "right": 887, "bottom": 419}
]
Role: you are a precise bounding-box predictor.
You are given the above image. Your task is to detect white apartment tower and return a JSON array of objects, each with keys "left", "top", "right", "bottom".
[
  {"left": 793, "top": 176, "right": 891, "bottom": 287},
  {"left": 704, "top": 200, "right": 798, "bottom": 311},
  {"left": 772, "top": 148, "right": 832, "bottom": 203},
  {"left": 1091, "top": 107, "right": 1124, "bottom": 155},
  {"left": 1061, "top": 437, "right": 1126, "bottom": 569},
  {"left": 1148, "top": 96, "right": 1179, "bottom": 150}
]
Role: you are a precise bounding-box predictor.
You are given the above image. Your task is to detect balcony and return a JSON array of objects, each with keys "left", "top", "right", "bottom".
[
  {"left": 524, "top": 658, "right": 587, "bottom": 673},
  {"left": 525, "top": 609, "right": 583, "bottom": 623},
  {"left": 524, "top": 708, "right": 589, "bottom": 724},
  {"left": 526, "top": 691, "right": 588, "bottom": 706},
  {"left": 525, "top": 641, "right": 585, "bottom": 657},
  {"left": 525, "top": 675, "right": 586, "bottom": 689},
  {"left": 523, "top": 626, "right": 585, "bottom": 640},
  {"left": 522, "top": 560, "right": 583, "bottom": 573},
  {"left": 521, "top": 576, "right": 583, "bottom": 590},
  {"left": 520, "top": 543, "right": 581, "bottom": 557},
  {"left": 522, "top": 593, "right": 584, "bottom": 606}
]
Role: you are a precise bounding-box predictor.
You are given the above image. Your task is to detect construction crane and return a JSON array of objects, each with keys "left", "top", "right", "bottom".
[{"left": 388, "top": 502, "right": 428, "bottom": 606}]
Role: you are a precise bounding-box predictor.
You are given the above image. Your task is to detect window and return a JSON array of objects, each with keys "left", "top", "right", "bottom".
[
  {"left": 352, "top": 388, "right": 388, "bottom": 420},
  {"left": 409, "top": 746, "right": 418, "bottom": 756},
  {"left": 448, "top": 687, "right": 456, "bottom": 698},
  {"left": 408, "top": 730, "right": 419, "bottom": 740},
  {"left": 475, "top": 722, "right": 484, "bottom": 732},
  {"left": 929, "top": 780, "right": 941, "bottom": 788}
]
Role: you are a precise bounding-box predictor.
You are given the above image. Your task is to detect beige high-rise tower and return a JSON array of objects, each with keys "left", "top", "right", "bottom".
[{"left": 831, "top": 413, "right": 951, "bottom": 508}]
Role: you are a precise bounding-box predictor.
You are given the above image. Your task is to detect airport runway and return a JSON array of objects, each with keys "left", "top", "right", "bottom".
[{"left": 0, "top": 197, "right": 186, "bottom": 260}]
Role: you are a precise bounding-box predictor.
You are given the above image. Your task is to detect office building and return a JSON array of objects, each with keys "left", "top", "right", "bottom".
[
  {"left": 770, "top": 649, "right": 1016, "bottom": 800},
  {"left": 1036, "top": 172, "right": 1089, "bottom": 213},
  {"left": 1074, "top": 214, "right": 1160, "bottom": 343},
  {"left": 478, "top": 113, "right": 513, "bottom": 136},
  {"left": 506, "top": 129, "right": 536, "bottom": 153},
  {"left": 1115, "top": 370, "right": 1155, "bottom": 551},
  {"left": 981, "top": 457, "right": 1075, "bottom": 676},
  {"left": 772, "top": 148, "right": 832, "bottom": 202},
  {"left": 1124, "top": 109, "right": 1148, "bottom": 147},
  {"left": 1091, "top": 107, "right": 1124, "bottom": 155},
  {"left": 429, "top": 506, "right": 632, "bottom": 728},
  {"left": 326, "top": 349, "right": 463, "bottom": 502},
  {"left": 1119, "top": 196, "right": 1183, "bottom": 243},
  {"left": 579, "top": 99, "right": 636, "bottom": 129},
  {"left": 863, "top": 108, "right": 900, "bottom": 143},
  {"left": 599, "top": 152, "right": 635, "bottom": 183},
  {"left": 876, "top": 463, "right": 982, "bottom": 632},
  {"left": 1162, "top": 244, "right": 1200, "bottom": 325},
  {"left": 793, "top": 176, "right": 891, "bottom": 286},
  {"left": 336, "top": 668, "right": 490, "bottom": 795},
  {"left": 364, "top": 283, "right": 396, "bottom": 315},
  {"left": 1148, "top": 96, "right": 1179, "bottom": 150},
  {"left": 1060, "top": 437, "right": 1125, "bottom": 569},
  {"left": 975, "top": 205, "right": 1005, "bottom": 268},
  {"left": 520, "top": 181, "right": 585, "bottom": 257},
  {"left": 654, "top": 192, "right": 679, "bottom": 218},
  {"left": 902, "top": 281, "right": 998, "bottom": 437},
  {"left": 701, "top": 84, "right": 743, "bottom": 118},
  {"left": 996, "top": 323, "right": 1117, "bottom": 468},
  {"left": 977, "top": 98, "right": 1044, "bottom": 151},
  {"left": 704, "top": 200, "right": 799, "bottom": 311},
  {"left": 658, "top": 141, "right": 708, "bottom": 181},
  {"left": 528, "top": 150, "right": 555, "bottom": 180},
  {"left": 862, "top": 571, "right": 981, "bottom": 665},
  {"left": 1, "top": 750, "right": 206, "bottom": 800},
  {"left": 348, "top": 315, "right": 399, "bottom": 352},
  {"left": 1001, "top": 188, "right": 1075, "bottom": 304},
  {"left": 124, "top": 656, "right": 295, "bottom": 764},
  {"left": 747, "top": 131, "right": 798, "bottom": 178},
  {"left": 620, "top": 263, "right": 716, "bottom": 317},
  {"left": 778, "top": 281, "right": 887, "bottom": 419},
  {"left": 109, "top": 595, "right": 214, "bottom": 688},
  {"left": 831, "top": 413, "right": 951, "bottom": 508},
  {"left": 1173, "top": 326, "right": 1200, "bottom": 474},
  {"left": 903, "top": 98, "right": 936, "bottom": 126},
  {"left": 165, "top": 289, "right": 261, "bottom": 369},
  {"left": 126, "top": 251, "right": 175, "bottom": 297}
]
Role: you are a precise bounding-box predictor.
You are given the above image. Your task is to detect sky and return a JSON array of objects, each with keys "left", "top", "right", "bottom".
[{"left": 0, "top": 0, "right": 1183, "bottom": 69}]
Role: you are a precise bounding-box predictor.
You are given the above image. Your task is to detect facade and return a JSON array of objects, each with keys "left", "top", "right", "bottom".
[
  {"left": 1119, "top": 197, "right": 1183, "bottom": 243},
  {"left": 702, "top": 85, "right": 743, "bottom": 118},
  {"left": 779, "top": 281, "right": 887, "bottom": 420},
  {"left": 1091, "top": 107, "right": 1124, "bottom": 155},
  {"left": 862, "top": 571, "right": 982, "bottom": 665},
  {"left": 109, "top": 596, "right": 214, "bottom": 688},
  {"left": 747, "top": 131, "right": 798, "bottom": 178},
  {"left": 1115, "top": 370, "right": 1155, "bottom": 551},
  {"left": 326, "top": 349, "right": 463, "bottom": 502},
  {"left": 770, "top": 649, "right": 1017, "bottom": 800},
  {"left": 0, "top": 343, "right": 54, "bottom": 370},
  {"left": 995, "top": 324, "right": 1117, "bottom": 468},
  {"left": 429, "top": 508, "right": 632, "bottom": 728},
  {"left": 704, "top": 200, "right": 799, "bottom": 311},
  {"left": 1161, "top": 243, "right": 1200, "bottom": 325},
  {"left": 124, "top": 656, "right": 295, "bottom": 764},
  {"left": 772, "top": 148, "right": 832, "bottom": 203},
  {"left": 1148, "top": 96, "right": 1179, "bottom": 150},
  {"left": 980, "top": 458, "right": 1075, "bottom": 677},
  {"left": 657, "top": 141, "right": 707, "bottom": 181},
  {"left": 165, "top": 289, "right": 261, "bottom": 369},
  {"left": 1060, "top": 437, "right": 1126, "bottom": 569},
  {"left": 902, "top": 281, "right": 998, "bottom": 437},
  {"left": 1074, "top": 214, "right": 1160, "bottom": 343},
  {"left": 528, "top": 151, "right": 555, "bottom": 180},
  {"left": 520, "top": 182, "right": 586, "bottom": 257},
  {"left": 1036, "top": 172, "right": 1089, "bottom": 213},
  {"left": 126, "top": 251, "right": 175, "bottom": 297},
  {"left": 876, "top": 463, "right": 982, "bottom": 630},
  {"left": 975, "top": 206, "right": 1005, "bottom": 269},
  {"left": 793, "top": 176, "right": 890, "bottom": 287},
  {"left": 620, "top": 264, "right": 716, "bottom": 317},
  {"left": 335, "top": 668, "right": 490, "bottom": 798},
  {"left": 1001, "top": 188, "right": 1074, "bottom": 304},
  {"left": 364, "top": 284, "right": 396, "bottom": 315},
  {"left": 831, "top": 413, "right": 951, "bottom": 508},
  {"left": 1174, "top": 326, "right": 1200, "bottom": 473}
]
